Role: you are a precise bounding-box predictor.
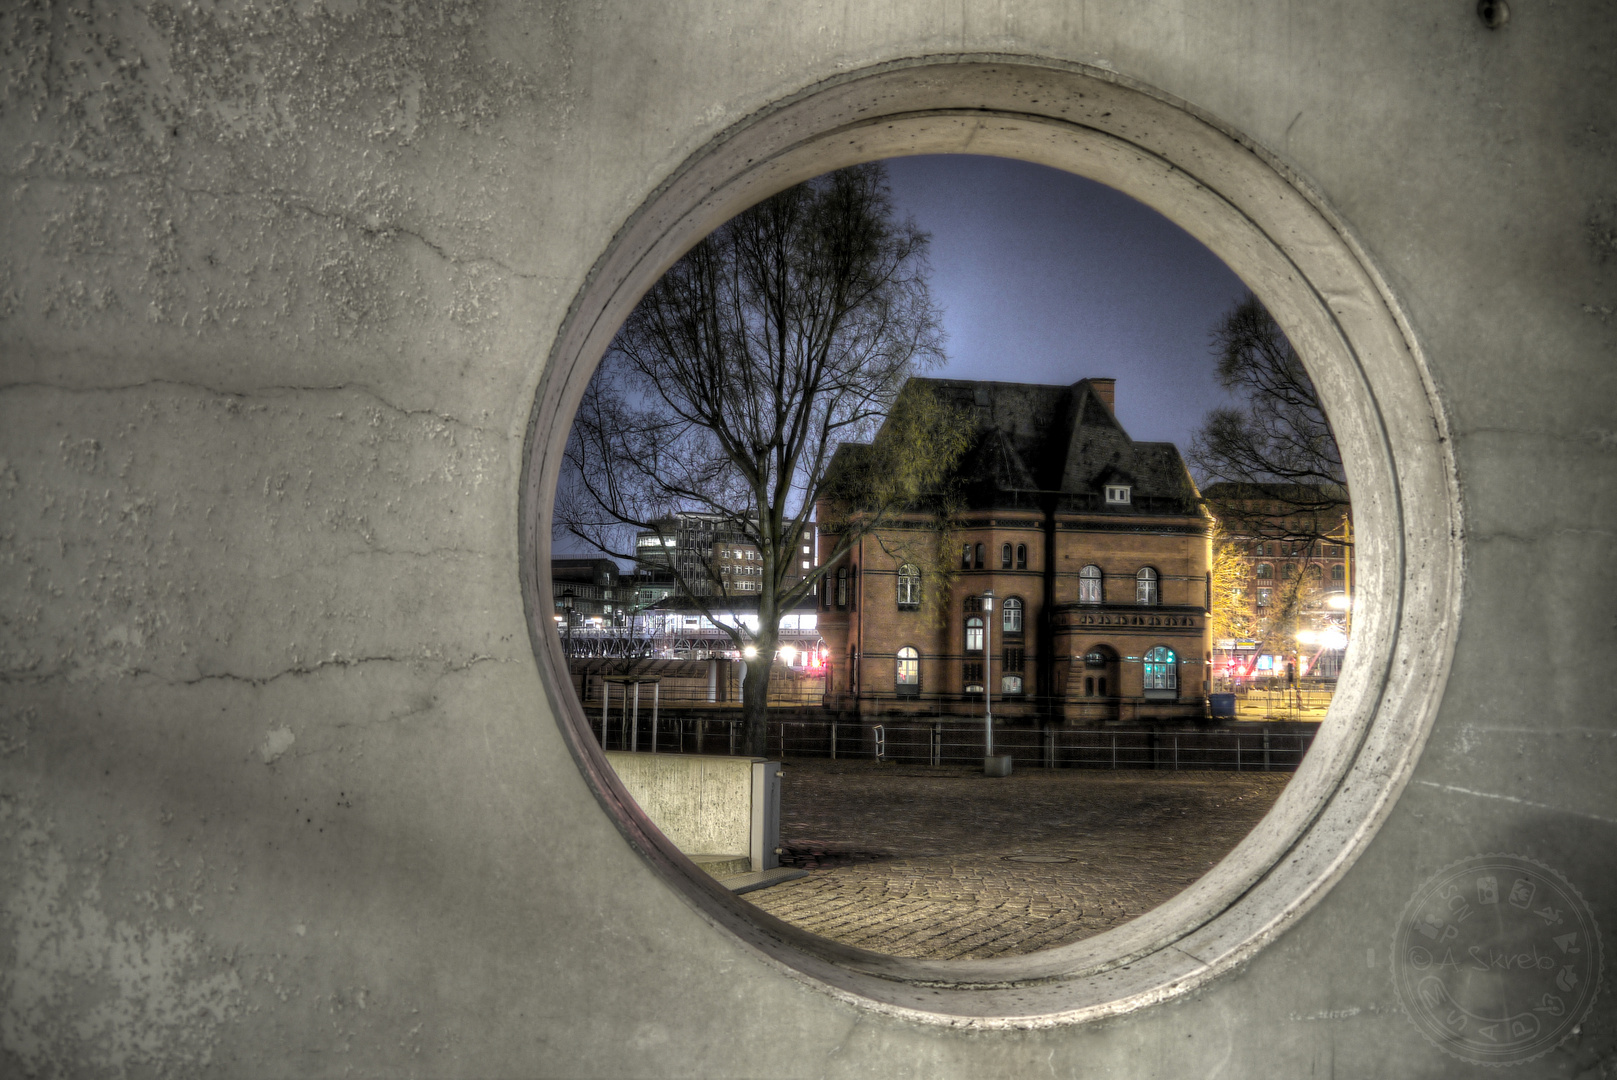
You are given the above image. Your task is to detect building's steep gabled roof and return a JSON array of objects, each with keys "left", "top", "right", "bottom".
[
  {"left": 925, "top": 376, "right": 1201, "bottom": 514},
  {"left": 821, "top": 375, "right": 1203, "bottom": 517}
]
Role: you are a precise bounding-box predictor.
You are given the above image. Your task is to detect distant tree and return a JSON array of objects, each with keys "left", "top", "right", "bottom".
[
  {"left": 1257, "top": 562, "right": 1324, "bottom": 659},
  {"left": 556, "top": 163, "right": 967, "bottom": 755},
  {"left": 1190, "top": 294, "right": 1349, "bottom": 546},
  {"left": 1207, "top": 524, "right": 1254, "bottom": 646}
]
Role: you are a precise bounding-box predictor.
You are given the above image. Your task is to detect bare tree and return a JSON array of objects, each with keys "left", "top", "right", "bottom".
[
  {"left": 555, "top": 163, "right": 966, "bottom": 755},
  {"left": 1190, "top": 293, "right": 1350, "bottom": 546}
]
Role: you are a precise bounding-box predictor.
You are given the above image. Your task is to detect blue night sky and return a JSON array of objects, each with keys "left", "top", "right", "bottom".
[
  {"left": 555, "top": 156, "right": 1251, "bottom": 561},
  {"left": 882, "top": 154, "right": 1249, "bottom": 453}
]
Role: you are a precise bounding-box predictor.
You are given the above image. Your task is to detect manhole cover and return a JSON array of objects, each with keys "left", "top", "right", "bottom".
[{"left": 1001, "top": 855, "right": 1075, "bottom": 864}]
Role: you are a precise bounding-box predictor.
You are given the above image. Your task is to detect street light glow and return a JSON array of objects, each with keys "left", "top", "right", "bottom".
[
  {"left": 742, "top": 645, "right": 758, "bottom": 659},
  {"left": 1295, "top": 629, "right": 1318, "bottom": 645},
  {"left": 778, "top": 644, "right": 797, "bottom": 665},
  {"left": 1327, "top": 593, "right": 1352, "bottom": 610}
]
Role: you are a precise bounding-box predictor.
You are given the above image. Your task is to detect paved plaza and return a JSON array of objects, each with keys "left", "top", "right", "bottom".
[{"left": 746, "top": 759, "right": 1292, "bottom": 960}]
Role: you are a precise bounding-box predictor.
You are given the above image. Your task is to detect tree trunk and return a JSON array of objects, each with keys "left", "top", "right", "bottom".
[{"left": 740, "top": 634, "right": 777, "bottom": 757}]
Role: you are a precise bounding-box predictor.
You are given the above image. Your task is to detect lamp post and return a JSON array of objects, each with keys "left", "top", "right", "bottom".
[
  {"left": 561, "top": 590, "right": 575, "bottom": 659},
  {"left": 982, "top": 589, "right": 995, "bottom": 758}
]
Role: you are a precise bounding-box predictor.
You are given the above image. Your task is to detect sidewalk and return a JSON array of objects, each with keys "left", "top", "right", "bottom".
[{"left": 744, "top": 759, "right": 1292, "bottom": 960}]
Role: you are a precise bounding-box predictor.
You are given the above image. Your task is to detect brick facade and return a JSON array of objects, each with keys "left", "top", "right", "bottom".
[{"left": 817, "top": 378, "right": 1212, "bottom": 726}]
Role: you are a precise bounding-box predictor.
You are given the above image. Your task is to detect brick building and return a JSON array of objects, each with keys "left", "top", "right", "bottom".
[{"left": 816, "top": 377, "right": 1212, "bottom": 726}]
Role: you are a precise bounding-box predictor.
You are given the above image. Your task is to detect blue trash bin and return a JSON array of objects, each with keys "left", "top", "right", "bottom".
[{"left": 1209, "top": 693, "right": 1236, "bottom": 721}]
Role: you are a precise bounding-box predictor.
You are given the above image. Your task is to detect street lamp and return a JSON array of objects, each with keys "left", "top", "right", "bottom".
[
  {"left": 561, "top": 590, "right": 575, "bottom": 658},
  {"left": 982, "top": 589, "right": 995, "bottom": 759}
]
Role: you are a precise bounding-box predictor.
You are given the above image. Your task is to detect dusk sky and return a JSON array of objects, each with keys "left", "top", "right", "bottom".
[
  {"left": 556, "top": 156, "right": 1252, "bottom": 560},
  {"left": 881, "top": 154, "right": 1249, "bottom": 452}
]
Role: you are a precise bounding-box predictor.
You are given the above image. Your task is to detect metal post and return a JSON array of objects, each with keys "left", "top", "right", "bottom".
[
  {"left": 600, "top": 678, "right": 608, "bottom": 747},
  {"left": 729, "top": 720, "right": 736, "bottom": 756},
  {"left": 1173, "top": 735, "right": 1179, "bottom": 771},
  {"left": 1264, "top": 730, "right": 1272, "bottom": 772},
  {"left": 831, "top": 721, "right": 837, "bottom": 760},
  {"left": 1111, "top": 734, "right": 1117, "bottom": 770},
  {"left": 982, "top": 590, "right": 995, "bottom": 764},
  {"left": 651, "top": 682, "right": 659, "bottom": 754},
  {"left": 630, "top": 682, "right": 639, "bottom": 753},
  {"left": 1236, "top": 735, "right": 1242, "bottom": 772}
]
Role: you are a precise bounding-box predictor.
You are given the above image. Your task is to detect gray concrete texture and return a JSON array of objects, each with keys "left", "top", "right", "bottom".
[
  {"left": 605, "top": 752, "right": 755, "bottom": 863},
  {"left": 0, "top": 2, "right": 1612, "bottom": 1078}
]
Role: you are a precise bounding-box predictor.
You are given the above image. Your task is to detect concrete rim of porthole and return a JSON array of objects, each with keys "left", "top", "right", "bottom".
[{"left": 518, "top": 55, "right": 1460, "bottom": 1027}]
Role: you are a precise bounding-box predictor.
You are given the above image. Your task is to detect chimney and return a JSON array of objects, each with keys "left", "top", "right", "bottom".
[{"left": 1089, "top": 378, "right": 1116, "bottom": 412}]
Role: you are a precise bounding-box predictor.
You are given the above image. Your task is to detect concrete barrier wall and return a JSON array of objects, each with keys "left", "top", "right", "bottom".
[
  {"left": 604, "top": 752, "right": 755, "bottom": 860},
  {"left": 0, "top": 2, "right": 1612, "bottom": 1077}
]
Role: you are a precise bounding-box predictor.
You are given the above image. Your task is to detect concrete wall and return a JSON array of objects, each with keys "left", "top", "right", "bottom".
[
  {"left": 604, "top": 752, "right": 754, "bottom": 860},
  {"left": 1, "top": 2, "right": 1612, "bottom": 1078}
]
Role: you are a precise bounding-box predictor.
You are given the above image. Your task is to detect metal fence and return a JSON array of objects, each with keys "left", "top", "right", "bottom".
[{"left": 590, "top": 715, "right": 1315, "bottom": 772}]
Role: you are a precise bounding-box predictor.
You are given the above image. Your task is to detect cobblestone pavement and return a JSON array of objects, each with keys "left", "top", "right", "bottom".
[{"left": 745, "top": 760, "right": 1292, "bottom": 960}]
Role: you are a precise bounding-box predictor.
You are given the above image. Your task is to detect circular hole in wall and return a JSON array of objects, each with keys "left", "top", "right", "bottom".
[{"left": 520, "top": 57, "right": 1459, "bottom": 1025}]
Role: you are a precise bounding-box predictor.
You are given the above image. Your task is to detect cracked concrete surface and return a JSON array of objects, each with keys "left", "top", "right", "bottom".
[{"left": 0, "top": 1, "right": 1613, "bottom": 1077}]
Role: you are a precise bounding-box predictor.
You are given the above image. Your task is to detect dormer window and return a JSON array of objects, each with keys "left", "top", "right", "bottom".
[{"left": 1105, "top": 484, "right": 1132, "bottom": 505}]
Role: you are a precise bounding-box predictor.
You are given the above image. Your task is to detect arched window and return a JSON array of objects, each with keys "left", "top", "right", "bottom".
[
  {"left": 1079, "top": 564, "right": 1103, "bottom": 604},
  {"left": 974, "top": 542, "right": 985, "bottom": 569},
  {"left": 1001, "top": 542, "right": 1013, "bottom": 569},
  {"left": 1143, "top": 646, "right": 1177, "bottom": 691},
  {"left": 895, "top": 646, "right": 919, "bottom": 696},
  {"left": 896, "top": 563, "right": 921, "bottom": 608},
  {"left": 1016, "top": 543, "right": 1027, "bottom": 570},
  {"left": 1136, "top": 567, "right": 1159, "bottom": 605},
  {"left": 961, "top": 543, "right": 972, "bottom": 570},
  {"left": 964, "top": 616, "right": 984, "bottom": 653},
  {"left": 1255, "top": 563, "right": 1274, "bottom": 580},
  {"left": 1331, "top": 563, "right": 1345, "bottom": 581},
  {"left": 835, "top": 566, "right": 847, "bottom": 607},
  {"left": 1002, "top": 596, "right": 1023, "bottom": 634}
]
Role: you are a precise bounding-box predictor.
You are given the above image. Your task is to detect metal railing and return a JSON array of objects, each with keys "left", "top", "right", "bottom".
[{"left": 591, "top": 716, "right": 1314, "bottom": 772}]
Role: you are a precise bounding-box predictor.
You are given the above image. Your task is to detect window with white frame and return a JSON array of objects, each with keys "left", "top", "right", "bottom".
[
  {"left": 1002, "top": 596, "right": 1023, "bottom": 634},
  {"left": 1079, "top": 564, "right": 1103, "bottom": 604},
  {"left": 895, "top": 646, "right": 919, "bottom": 695},
  {"left": 964, "top": 616, "right": 984, "bottom": 653},
  {"left": 1105, "top": 484, "right": 1131, "bottom": 505},
  {"left": 1136, "top": 566, "right": 1159, "bottom": 605},
  {"left": 896, "top": 563, "right": 920, "bottom": 609},
  {"left": 1143, "top": 645, "right": 1177, "bottom": 691}
]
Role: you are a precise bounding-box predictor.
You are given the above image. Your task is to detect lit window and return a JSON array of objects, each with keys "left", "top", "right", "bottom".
[
  {"left": 1079, "top": 565, "right": 1103, "bottom": 604},
  {"left": 1016, "top": 544, "right": 1027, "bottom": 570},
  {"left": 1256, "top": 587, "right": 1272, "bottom": 608},
  {"left": 1001, "top": 674, "right": 1023, "bottom": 695},
  {"left": 1001, "top": 543, "right": 1012, "bottom": 569},
  {"left": 1136, "top": 567, "right": 1159, "bottom": 605},
  {"left": 1002, "top": 597, "right": 1023, "bottom": 634},
  {"left": 896, "top": 563, "right": 921, "bottom": 609},
  {"left": 1105, "top": 484, "right": 1131, "bottom": 505},
  {"left": 1143, "top": 646, "right": 1178, "bottom": 691},
  {"left": 896, "top": 647, "right": 919, "bottom": 696},
  {"left": 964, "top": 616, "right": 984, "bottom": 653},
  {"left": 961, "top": 543, "right": 971, "bottom": 570},
  {"left": 802, "top": 544, "right": 811, "bottom": 555},
  {"left": 801, "top": 560, "right": 810, "bottom": 570},
  {"left": 1255, "top": 563, "right": 1274, "bottom": 580}
]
